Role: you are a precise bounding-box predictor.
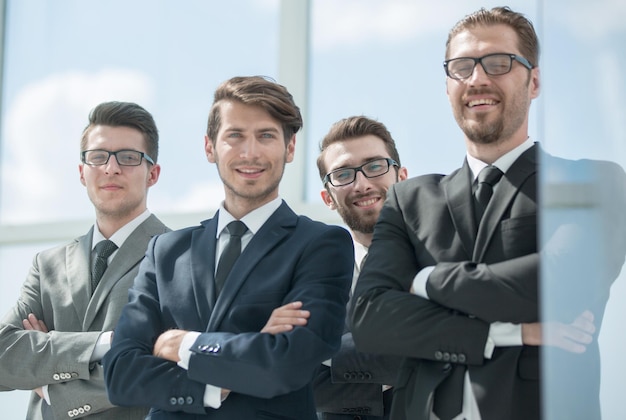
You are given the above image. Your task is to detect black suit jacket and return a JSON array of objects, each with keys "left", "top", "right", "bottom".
[
  {"left": 103, "top": 201, "right": 353, "bottom": 419},
  {"left": 350, "top": 144, "right": 626, "bottom": 420}
]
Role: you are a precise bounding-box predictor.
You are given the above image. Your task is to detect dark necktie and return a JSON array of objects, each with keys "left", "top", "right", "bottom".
[
  {"left": 91, "top": 239, "right": 118, "bottom": 294},
  {"left": 433, "top": 364, "right": 465, "bottom": 420},
  {"left": 474, "top": 165, "right": 503, "bottom": 224},
  {"left": 215, "top": 221, "right": 248, "bottom": 296}
]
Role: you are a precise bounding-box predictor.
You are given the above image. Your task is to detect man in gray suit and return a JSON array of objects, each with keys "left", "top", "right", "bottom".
[{"left": 0, "top": 101, "right": 169, "bottom": 419}]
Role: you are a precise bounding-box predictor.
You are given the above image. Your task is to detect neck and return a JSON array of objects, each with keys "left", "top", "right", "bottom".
[{"left": 352, "top": 231, "right": 373, "bottom": 248}]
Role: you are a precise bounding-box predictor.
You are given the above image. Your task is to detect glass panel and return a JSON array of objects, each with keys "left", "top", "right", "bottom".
[
  {"left": 0, "top": 0, "right": 280, "bottom": 224},
  {"left": 540, "top": 2, "right": 626, "bottom": 419}
]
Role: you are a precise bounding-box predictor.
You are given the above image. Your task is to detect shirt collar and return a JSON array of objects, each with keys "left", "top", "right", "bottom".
[
  {"left": 92, "top": 209, "right": 151, "bottom": 250},
  {"left": 216, "top": 197, "right": 283, "bottom": 238},
  {"left": 467, "top": 137, "right": 535, "bottom": 180}
]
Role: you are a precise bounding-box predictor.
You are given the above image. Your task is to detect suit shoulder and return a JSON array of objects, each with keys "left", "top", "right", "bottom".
[{"left": 392, "top": 173, "right": 448, "bottom": 193}]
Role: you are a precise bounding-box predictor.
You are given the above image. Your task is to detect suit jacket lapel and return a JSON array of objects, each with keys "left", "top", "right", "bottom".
[
  {"left": 444, "top": 162, "right": 478, "bottom": 258},
  {"left": 207, "top": 202, "right": 296, "bottom": 331},
  {"left": 66, "top": 230, "right": 93, "bottom": 324},
  {"left": 83, "top": 215, "right": 168, "bottom": 329},
  {"left": 190, "top": 217, "right": 219, "bottom": 326},
  {"left": 473, "top": 144, "right": 538, "bottom": 261}
]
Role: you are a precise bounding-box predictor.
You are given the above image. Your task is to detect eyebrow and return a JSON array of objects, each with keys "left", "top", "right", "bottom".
[{"left": 329, "top": 155, "right": 388, "bottom": 172}]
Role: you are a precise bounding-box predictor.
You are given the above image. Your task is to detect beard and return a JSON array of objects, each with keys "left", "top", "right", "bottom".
[
  {"left": 337, "top": 205, "right": 379, "bottom": 234},
  {"left": 455, "top": 85, "right": 531, "bottom": 145}
]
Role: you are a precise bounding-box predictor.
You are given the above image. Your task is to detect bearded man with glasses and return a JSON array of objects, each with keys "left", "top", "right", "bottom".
[{"left": 349, "top": 6, "right": 626, "bottom": 420}]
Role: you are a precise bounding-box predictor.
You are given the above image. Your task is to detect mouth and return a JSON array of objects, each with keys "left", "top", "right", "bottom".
[
  {"left": 236, "top": 167, "right": 265, "bottom": 178},
  {"left": 467, "top": 98, "right": 499, "bottom": 108},
  {"left": 101, "top": 184, "right": 122, "bottom": 191},
  {"left": 353, "top": 196, "right": 381, "bottom": 208}
]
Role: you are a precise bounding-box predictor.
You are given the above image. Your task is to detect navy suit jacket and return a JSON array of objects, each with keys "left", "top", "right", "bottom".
[
  {"left": 103, "top": 201, "right": 353, "bottom": 419},
  {"left": 350, "top": 145, "right": 626, "bottom": 420}
]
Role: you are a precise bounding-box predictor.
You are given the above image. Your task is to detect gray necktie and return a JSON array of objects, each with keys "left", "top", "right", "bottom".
[
  {"left": 91, "top": 239, "right": 118, "bottom": 293},
  {"left": 215, "top": 221, "right": 248, "bottom": 296},
  {"left": 474, "top": 165, "right": 503, "bottom": 223}
]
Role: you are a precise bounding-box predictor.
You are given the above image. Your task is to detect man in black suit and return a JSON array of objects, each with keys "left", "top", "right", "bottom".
[
  {"left": 350, "top": 6, "right": 626, "bottom": 420},
  {"left": 103, "top": 76, "right": 353, "bottom": 419},
  {"left": 264, "top": 116, "right": 406, "bottom": 419}
]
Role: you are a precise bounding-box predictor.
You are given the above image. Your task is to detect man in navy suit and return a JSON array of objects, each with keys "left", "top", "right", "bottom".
[{"left": 103, "top": 76, "right": 353, "bottom": 419}]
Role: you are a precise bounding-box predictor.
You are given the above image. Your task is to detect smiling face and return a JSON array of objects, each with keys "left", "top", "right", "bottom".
[
  {"left": 205, "top": 100, "right": 295, "bottom": 218},
  {"left": 446, "top": 24, "right": 540, "bottom": 158},
  {"left": 321, "top": 135, "right": 407, "bottom": 245},
  {"left": 79, "top": 125, "right": 160, "bottom": 230}
]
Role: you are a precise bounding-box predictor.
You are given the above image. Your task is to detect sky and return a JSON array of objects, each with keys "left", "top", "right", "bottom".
[{"left": 1, "top": 0, "right": 625, "bottom": 417}]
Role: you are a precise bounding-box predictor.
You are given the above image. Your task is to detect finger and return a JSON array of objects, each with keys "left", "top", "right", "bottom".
[{"left": 22, "top": 318, "right": 35, "bottom": 330}]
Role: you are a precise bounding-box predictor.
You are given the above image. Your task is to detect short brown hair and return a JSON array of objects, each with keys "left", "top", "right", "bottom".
[
  {"left": 445, "top": 6, "right": 539, "bottom": 67},
  {"left": 206, "top": 76, "right": 303, "bottom": 145},
  {"left": 317, "top": 116, "right": 401, "bottom": 180},
  {"left": 80, "top": 101, "right": 159, "bottom": 162}
]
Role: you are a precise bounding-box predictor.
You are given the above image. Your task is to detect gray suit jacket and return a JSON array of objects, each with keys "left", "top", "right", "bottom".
[{"left": 0, "top": 214, "right": 169, "bottom": 419}]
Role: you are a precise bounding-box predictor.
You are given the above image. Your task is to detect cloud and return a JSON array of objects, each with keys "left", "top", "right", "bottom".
[
  {"left": 311, "top": 0, "right": 451, "bottom": 50},
  {"left": 550, "top": 0, "right": 626, "bottom": 40},
  {"left": 1, "top": 69, "right": 155, "bottom": 223}
]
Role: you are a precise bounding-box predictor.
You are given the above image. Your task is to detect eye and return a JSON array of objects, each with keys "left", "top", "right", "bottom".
[{"left": 334, "top": 170, "right": 353, "bottom": 181}]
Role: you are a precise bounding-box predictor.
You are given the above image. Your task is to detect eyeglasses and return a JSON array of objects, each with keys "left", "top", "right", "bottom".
[
  {"left": 323, "top": 158, "right": 399, "bottom": 187},
  {"left": 444, "top": 53, "right": 533, "bottom": 80},
  {"left": 81, "top": 149, "right": 155, "bottom": 166}
]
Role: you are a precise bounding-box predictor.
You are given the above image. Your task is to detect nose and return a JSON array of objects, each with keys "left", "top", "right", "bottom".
[
  {"left": 467, "top": 62, "right": 491, "bottom": 86},
  {"left": 240, "top": 137, "right": 261, "bottom": 158},
  {"left": 352, "top": 169, "right": 373, "bottom": 192},
  {"left": 104, "top": 154, "right": 122, "bottom": 174}
]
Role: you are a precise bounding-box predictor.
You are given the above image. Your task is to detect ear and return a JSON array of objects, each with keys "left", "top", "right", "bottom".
[
  {"left": 397, "top": 166, "right": 408, "bottom": 181},
  {"left": 146, "top": 163, "right": 161, "bottom": 187},
  {"left": 529, "top": 67, "right": 540, "bottom": 99},
  {"left": 205, "top": 135, "right": 216, "bottom": 163},
  {"left": 320, "top": 188, "right": 337, "bottom": 210},
  {"left": 285, "top": 134, "right": 296, "bottom": 163},
  {"left": 79, "top": 164, "right": 86, "bottom": 186}
]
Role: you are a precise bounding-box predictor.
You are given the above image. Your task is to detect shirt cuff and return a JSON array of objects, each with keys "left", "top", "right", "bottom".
[
  {"left": 177, "top": 332, "right": 201, "bottom": 370},
  {"left": 90, "top": 331, "right": 113, "bottom": 362},
  {"left": 42, "top": 385, "right": 51, "bottom": 405},
  {"left": 411, "top": 266, "right": 435, "bottom": 298},
  {"left": 484, "top": 322, "right": 523, "bottom": 358},
  {"left": 203, "top": 384, "right": 224, "bottom": 408}
]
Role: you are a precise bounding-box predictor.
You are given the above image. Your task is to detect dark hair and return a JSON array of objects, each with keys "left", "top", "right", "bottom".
[
  {"left": 81, "top": 101, "right": 159, "bottom": 162},
  {"left": 317, "top": 116, "right": 401, "bottom": 180},
  {"left": 206, "top": 76, "right": 303, "bottom": 145},
  {"left": 445, "top": 6, "right": 539, "bottom": 67}
]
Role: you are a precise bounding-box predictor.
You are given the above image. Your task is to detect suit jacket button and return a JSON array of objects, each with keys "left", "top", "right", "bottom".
[
  {"left": 357, "top": 372, "right": 365, "bottom": 380},
  {"left": 450, "top": 354, "right": 458, "bottom": 363},
  {"left": 198, "top": 344, "right": 209, "bottom": 352},
  {"left": 458, "top": 354, "right": 467, "bottom": 363},
  {"left": 434, "top": 351, "right": 443, "bottom": 360},
  {"left": 169, "top": 397, "right": 178, "bottom": 405},
  {"left": 443, "top": 352, "right": 451, "bottom": 362},
  {"left": 67, "top": 411, "right": 74, "bottom": 418},
  {"left": 177, "top": 397, "right": 185, "bottom": 405},
  {"left": 186, "top": 396, "right": 194, "bottom": 405},
  {"left": 78, "top": 407, "right": 85, "bottom": 414},
  {"left": 343, "top": 372, "right": 351, "bottom": 380},
  {"left": 72, "top": 409, "right": 79, "bottom": 416},
  {"left": 364, "top": 372, "right": 372, "bottom": 380},
  {"left": 83, "top": 404, "right": 91, "bottom": 412},
  {"left": 71, "top": 372, "right": 79, "bottom": 378},
  {"left": 212, "top": 344, "right": 221, "bottom": 353},
  {"left": 53, "top": 373, "right": 60, "bottom": 381}
]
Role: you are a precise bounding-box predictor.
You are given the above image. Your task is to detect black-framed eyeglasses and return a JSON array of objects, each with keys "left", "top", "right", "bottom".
[
  {"left": 444, "top": 53, "right": 533, "bottom": 80},
  {"left": 81, "top": 149, "right": 155, "bottom": 166},
  {"left": 323, "top": 158, "right": 399, "bottom": 187}
]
